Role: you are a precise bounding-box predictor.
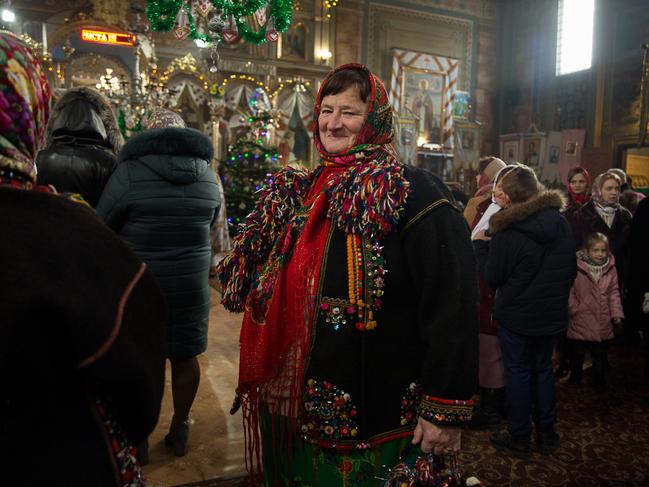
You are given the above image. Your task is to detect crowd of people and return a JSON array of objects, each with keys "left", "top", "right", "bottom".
[{"left": 1, "top": 31, "right": 648, "bottom": 486}]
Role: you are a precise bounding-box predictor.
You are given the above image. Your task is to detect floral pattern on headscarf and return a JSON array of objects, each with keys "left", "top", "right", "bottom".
[
  {"left": 0, "top": 32, "right": 50, "bottom": 187},
  {"left": 142, "top": 108, "right": 185, "bottom": 129},
  {"left": 312, "top": 63, "right": 397, "bottom": 166}
]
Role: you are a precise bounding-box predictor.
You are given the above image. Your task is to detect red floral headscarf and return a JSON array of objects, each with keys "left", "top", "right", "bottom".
[
  {"left": 567, "top": 166, "right": 591, "bottom": 206},
  {"left": 0, "top": 32, "right": 51, "bottom": 188},
  {"left": 312, "top": 63, "right": 396, "bottom": 165}
]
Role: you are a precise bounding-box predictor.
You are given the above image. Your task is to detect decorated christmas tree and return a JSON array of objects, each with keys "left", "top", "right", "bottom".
[{"left": 220, "top": 92, "right": 280, "bottom": 236}]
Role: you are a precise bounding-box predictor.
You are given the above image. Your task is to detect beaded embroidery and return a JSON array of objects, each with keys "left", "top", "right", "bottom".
[
  {"left": 302, "top": 379, "right": 359, "bottom": 441},
  {"left": 418, "top": 395, "right": 474, "bottom": 425},
  {"left": 95, "top": 399, "right": 147, "bottom": 487},
  {"left": 319, "top": 297, "right": 355, "bottom": 331},
  {"left": 400, "top": 382, "right": 421, "bottom": 426}
]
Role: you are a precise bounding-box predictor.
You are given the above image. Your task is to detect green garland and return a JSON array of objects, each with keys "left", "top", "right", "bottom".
[
  {"left": 146, "top": 0, "right": 183, "bottom": 31},
  {"left": 235, "top": 0, "right": 292, "bottom": 44},
  {"left": 145, "top": 0, "right": 293, "bottom": 46},
  {"left": 212, "top": 0, "right": 266, "bottom": 18}
]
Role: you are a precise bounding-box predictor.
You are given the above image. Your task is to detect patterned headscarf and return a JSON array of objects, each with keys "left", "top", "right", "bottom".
[
  {"left": 143, "top": 108, "right": 185, "bottom": 129},
  {"left": 312, "top": 63, "right": 396, "bottom": 166},
  {"left": 0, "top": 32, "right": 51, "bottom": 189}
]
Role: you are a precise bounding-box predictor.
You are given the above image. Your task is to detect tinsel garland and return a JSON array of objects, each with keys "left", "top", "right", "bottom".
[
  {"left": 217, "top": 166, "right": 312, "bottom": 312},
  {"left": 235, "top": 0, "right": 292, "bottom": 44},
  {"left": 212, "top": 0, "right": 266, "bottom": 17},
  {"left": 145, "top": 0, "right": 293, "bottom": 45}
]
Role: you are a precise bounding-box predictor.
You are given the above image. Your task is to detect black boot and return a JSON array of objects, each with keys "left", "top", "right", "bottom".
[
  {"left": 536, "top": 427, "right": 560, "bottom": 455},
  {"left": 469, "top": 388, "right": 505, "bottom": 430},
  {"left": 490, "top": 430, "right": 531, "bottom": 459},
  {"left": 164, "top": 416, "right": 189, "bottom": 457}
]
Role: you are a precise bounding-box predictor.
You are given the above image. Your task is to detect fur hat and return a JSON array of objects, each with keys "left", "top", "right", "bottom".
[{"left": 44, "top": 87, "right": 123, "bottom": 153}]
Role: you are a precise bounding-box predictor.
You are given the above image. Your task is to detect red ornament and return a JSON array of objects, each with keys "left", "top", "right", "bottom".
[
  {"left": 355, "top": 322, "right": 366, "bottom": 331},
  {"left": 265, "top": 28, "right": 278, "bottom": 42},
  {"left": 222, "top": 30, "right": 239, "bottom": 44}
]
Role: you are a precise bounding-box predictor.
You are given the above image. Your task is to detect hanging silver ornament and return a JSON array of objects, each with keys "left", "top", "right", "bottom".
[
  {"left": 209, "top": 43, "right": 220, "bottom": 73},
  {"left": 208, "top": 10, "right": 228, "bottom": 34}
]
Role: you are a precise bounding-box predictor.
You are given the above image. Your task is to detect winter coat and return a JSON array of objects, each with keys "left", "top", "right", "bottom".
[
  {"left": 568, "top": 199, "right": 631, "bottom": 286},
  {"left": 35, "top": 87, "right": 123, "bottom": 207},
  {"left": 568, "top": 254, "right": 623, "bottom": 342},
  {"left": 0, "top": 187, "right": 166, "bottom": 486},
  {"left": 626, "top": 197, "right": 649, "bottom": 327},
  {"left": 474, "top": 190, "right": 577, "bottom": 337},
  {"left": 96, "top": 127, "right": 220, "bottom": 360}
]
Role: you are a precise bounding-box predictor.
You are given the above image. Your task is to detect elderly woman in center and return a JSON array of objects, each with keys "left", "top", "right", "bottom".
[{"left": 218, "top": 64, "right": 478, "bottom": 486}]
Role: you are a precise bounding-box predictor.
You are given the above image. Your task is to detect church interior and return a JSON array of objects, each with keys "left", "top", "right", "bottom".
[{"left": 2, "top": 0, "right": 649, "bottom": 486}]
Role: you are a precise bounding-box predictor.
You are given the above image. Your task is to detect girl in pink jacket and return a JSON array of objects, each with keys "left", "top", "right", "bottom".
[{"left": 568, "top": 232, "right": 624, "bottom": 391}]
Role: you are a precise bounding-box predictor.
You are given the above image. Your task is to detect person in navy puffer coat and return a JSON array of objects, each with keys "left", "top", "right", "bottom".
[
  {"left": 473, "top": 164, "right": 576, "bottom": 459},
  {"left": 96, "top": 109, "right": 220, "bottom": 459}
]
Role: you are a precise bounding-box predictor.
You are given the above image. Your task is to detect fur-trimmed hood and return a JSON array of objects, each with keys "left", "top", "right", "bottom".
[
  {"left": 44, "top": 87, "right": 123, "bottom": 153},
  {"left": 118, "top": 127, "right": 214, "bottom": 184},
  {"left": 489, "top": 189, "right": 566, "bottom": 242}
]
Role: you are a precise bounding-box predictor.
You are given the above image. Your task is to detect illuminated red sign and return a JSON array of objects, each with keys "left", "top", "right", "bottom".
[{"left": 81, "top": 29, "right": 135, "bottom": 46}]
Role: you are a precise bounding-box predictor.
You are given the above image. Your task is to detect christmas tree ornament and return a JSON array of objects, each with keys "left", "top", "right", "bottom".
[
  {"left": 208, "top": 10, "right": 228, "bottom": 35},
  {"left": 196, "top": 0, "right": 214, "bottom": 17},
  {"left": 173, "top": 4, "right": 190, "bottom": 40},
  {"left": 221, "top": 15, "right": 239, "bottom": 44},
  {"left": 254, "top": 4, "right": 268, "bottom": 26}
]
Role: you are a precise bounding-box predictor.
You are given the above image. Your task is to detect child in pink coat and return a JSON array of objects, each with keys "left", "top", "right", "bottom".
[{"left": 568, "top": 232, "right": 624, "bottom": 391}]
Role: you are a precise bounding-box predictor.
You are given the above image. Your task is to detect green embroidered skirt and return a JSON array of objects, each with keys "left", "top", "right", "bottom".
[{"left": 261, "top": 410, "right": 420, "bottom": 487}]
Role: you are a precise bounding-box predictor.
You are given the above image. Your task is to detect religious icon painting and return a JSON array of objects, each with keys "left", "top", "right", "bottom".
[
  {"left": 400, "top": 67, "right": 445, "bottom": 145},
  {"left": 279, "top": 22, "right": 308, "bottom": 61}
]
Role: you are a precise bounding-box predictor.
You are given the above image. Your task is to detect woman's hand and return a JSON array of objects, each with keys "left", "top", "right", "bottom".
[
  {"left": 411, "top": 417, "right": 461, "bottom": 454},
  {"left": 472, "top": 230, "right": 491, "bottom": 241}
]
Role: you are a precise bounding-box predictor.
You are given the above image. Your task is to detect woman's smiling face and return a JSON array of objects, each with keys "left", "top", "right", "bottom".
[{"left": 318, "top": 85, "right": 368, "bottom": 154}]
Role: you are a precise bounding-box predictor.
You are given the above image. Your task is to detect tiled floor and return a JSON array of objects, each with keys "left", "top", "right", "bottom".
[{"left": 143, "top": 289, "right": 246, "bottom": 487}]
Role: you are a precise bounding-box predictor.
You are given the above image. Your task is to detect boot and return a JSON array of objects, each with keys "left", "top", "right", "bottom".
[
  {"left": 136, "top": 438, "right": 149, "bottom": 466},
  {"left": 164, "top": 416, "right": 189, "bottom": 457},
  {"left": 490, "top": 430, "right": 531, "bottom": 460},
  {"left": 536, "top": 427, "right": 560, "bottom": 455},
  {"left": 469, "top": 388, "right": 505, "bottom": 430}
]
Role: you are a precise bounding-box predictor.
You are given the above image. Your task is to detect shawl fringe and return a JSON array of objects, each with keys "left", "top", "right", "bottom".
[
  {"left": 216, "top": 166, "right": 313, "bottom": 312},
  {"left": 326, "top": 158, "right": 410, "bottom": 237}
]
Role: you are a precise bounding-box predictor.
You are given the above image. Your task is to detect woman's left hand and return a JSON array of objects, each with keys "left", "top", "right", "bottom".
[{"left": 411, "top": 417, "right": 461, "bottom": 454}]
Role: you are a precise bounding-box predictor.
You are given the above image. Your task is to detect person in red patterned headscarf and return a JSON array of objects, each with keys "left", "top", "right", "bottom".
[
  {"left": 564, "top": 166, "right": 591, "bottom": 218},
  {"left": 218, "top": 64, "right": 478, "bottom": 486},
  {"left": 0, "top": 32, "right": 166, "bottom": 485}
]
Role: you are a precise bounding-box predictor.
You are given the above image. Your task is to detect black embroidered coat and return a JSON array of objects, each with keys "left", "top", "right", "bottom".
[
  {"left": 301, "top": 167, "right": 479, "bottom": 449},
  {"left": 0, "top": 188, "right": 166, "bottom": 486}
]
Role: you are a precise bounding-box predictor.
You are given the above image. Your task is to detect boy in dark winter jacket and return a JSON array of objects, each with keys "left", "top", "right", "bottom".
[{"left": 473, "top": 164, "right": 577, "bottom": 459}]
